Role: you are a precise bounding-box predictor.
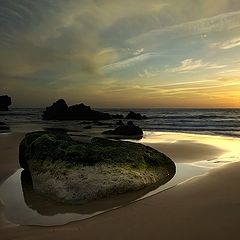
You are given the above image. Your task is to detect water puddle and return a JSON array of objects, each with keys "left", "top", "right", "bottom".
[
  {"left": 0, "top": 163, "right": 209, "bottom": 226},
  {"left": 1, "top": 131, "right": 239, "bottom": 226}
]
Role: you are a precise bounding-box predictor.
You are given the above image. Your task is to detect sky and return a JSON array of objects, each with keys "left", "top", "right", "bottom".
[{"left": 1, "top": 0, "right": 240, "bottom": 108}]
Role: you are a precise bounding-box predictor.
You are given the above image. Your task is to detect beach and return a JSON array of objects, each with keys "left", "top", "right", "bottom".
[
  {"left": 1, "top": 0, "right": 240, "bottom": 238},
  {"left": 0, "top": 131, "right": 240, "bottom": 239}
]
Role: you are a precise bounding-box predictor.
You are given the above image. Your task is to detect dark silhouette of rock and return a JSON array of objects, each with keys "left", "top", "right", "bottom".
[
  {"left": 0, "top": 95, "right": 12, "bottom": 111},
  {"left": 42, "top": 99, "right": 112, "bottom": 120},
  {"left": 80, "top": 121, "right": 111, "bottom": 126},
  {"left": 125, "top": 111, "right": 147, "bottom": 120},
  {"left": 19, "top": 131, "right": 175, "bottom": 203},
  {"left": 93, "top": 121, "right": 112, "bottom": 126},
  {"left": 80, "top": 121, "right": 93, "bottom": 124},
  {"left": 43, "top": 127, "right": 67, "bottom": 133},
  {"left": 42, "top": 99, "right": 68, "bottom": 120},
  {"left": 83, "top": 125, "right": 92, "bottom": 129},
  {"left": 103, "top": 121, "right": 143, "bottom": 136},
  {"left": 112, "top": 114, "right": 124, "bottom": 119},
  {"left": 0, "top": 121, "right": 10, "bottom": 131},
  {"left": 116, "top": 120, "right": 124, "bottom": 126}
]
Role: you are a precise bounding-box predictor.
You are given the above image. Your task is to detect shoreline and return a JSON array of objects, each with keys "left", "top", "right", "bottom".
[{"left": 0, "top": 131, "right": 240, "bottom": 239}]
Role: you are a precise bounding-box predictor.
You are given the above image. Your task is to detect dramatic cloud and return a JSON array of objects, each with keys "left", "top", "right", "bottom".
[
  {"left": 166, "top": 59, "right": 226, "bottom": 73},
  {"left": 133, "top": 48, "right": 145, "bottom": 56},
  {"left": 211, "top": 37, "right": 240, "bottom": 49},
  {"left": 0, "top": 0, "right": 240, "bottom": 107}
]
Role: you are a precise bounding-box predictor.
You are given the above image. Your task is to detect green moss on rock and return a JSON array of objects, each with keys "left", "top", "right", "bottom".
[
  {"left": 20, "top": 132, "right": 174, "bottom": 169},
  {"left": 19, "top": 131, "right": 176, "bottom": 203}
]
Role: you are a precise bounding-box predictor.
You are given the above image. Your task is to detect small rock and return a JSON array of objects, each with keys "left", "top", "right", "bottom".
[
  {"left": 0, "top": 95, "right": 12, "bottom": 111},
  {"left": 125, "top": 111, "right": 147, "bottom": 120},
  {"left": 116, "top": 120, "right": 124, "bottom": 126},
  {"left": 83, "top": 125, "right": 92, "bottom": 129},
  {"left": 0, "top": 121, "right": 10, "bottom": 131},
  {"left": 103, "top": 121, "right": 143, "bottom": 136},
  {"left": 112, "top": 114, "right": 124, "bottom": 119}
]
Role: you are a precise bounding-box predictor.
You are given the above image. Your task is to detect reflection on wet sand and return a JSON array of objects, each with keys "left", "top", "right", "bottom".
[
  {"left": 21, "top": 169, "right": 175, "bottom": 216},
  {"left": 1, "top": 131, "right": 239, "bottom": 226},
  {"left": 144, "top": 140, "right": 226, "bottom": 162}
]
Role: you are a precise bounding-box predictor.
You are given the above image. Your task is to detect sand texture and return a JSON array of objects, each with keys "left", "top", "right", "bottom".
[{"left": 0, "top": 132, "right": 239, "bottom": 239}]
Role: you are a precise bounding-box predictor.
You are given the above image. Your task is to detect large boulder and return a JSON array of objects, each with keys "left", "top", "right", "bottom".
[
  {"left": 42, "top": 99, "right": 112, "bottom": 120},
  {"left": 125, "top": 111, "right": 147, "bottom": 120},
  {"left": 19, "top": 131, "right": 175, "bottom": 203},
  {"left": 20, "top": 169, "right": 173, "bottom": 216},
  {"left": 103, "top": 121, "right": 143, "bottom": 136},
  {"left": 42, "top": 99, "right": 68, "bottom": 120},
  {"left": 0, "top": 121, "right": 9, "bottom": 132},
  {"left": 0, "top": 95, "right": 12, "bottom": 111}
]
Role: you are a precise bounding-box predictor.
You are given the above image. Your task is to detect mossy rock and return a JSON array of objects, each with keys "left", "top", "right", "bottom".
[
  {"left": 19, "top": 131, "right": 175, "bottom": 203},
  {"left": 0, "top": 121, "right": 10, "bottom": 132}
]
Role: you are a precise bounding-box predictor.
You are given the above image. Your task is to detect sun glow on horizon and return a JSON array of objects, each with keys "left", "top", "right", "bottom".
[{"left": 0, "top": 0, "right": 240, "bottom": 108}]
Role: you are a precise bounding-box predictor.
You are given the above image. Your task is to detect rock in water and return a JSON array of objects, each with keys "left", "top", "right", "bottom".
[
  {"left": 116, "top": 120, "right": 124, "bottom": 126},
  {"left": 42, "top": 99, "right": 68, "bottom": 120},
  {"left": 103, "top": 121, "right": 143, "bottom": 136},
  {"left": 0, "top": 95, "right": 12, "bottom": 111},
  {"left": 19, "top": 131, "right": 175, "bottom": 203},
  {"left": 125, "top": 111, "right": 147, "bottom": 120},
  {"left": 42, "top": 99, "right": 112, "bottom": 120},
  {"left": 111, "top": 114, "right": 124, "bottom": 119},
  {"left": 0, "top": 121, "right": 10, "bottom": 132}
]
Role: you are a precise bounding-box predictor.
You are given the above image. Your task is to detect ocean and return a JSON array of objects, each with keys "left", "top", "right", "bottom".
[
  {"left": 1, "top": 108, "right": 240, "bottom": 138},
  {"left": 1, "top": 107, "right": 240, "bottom": 226}
]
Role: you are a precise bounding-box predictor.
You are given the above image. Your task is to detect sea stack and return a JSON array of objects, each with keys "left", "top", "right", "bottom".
[
  {"left": 42, "top": 99, "right": 112, "bottom": 120},
  {"left": 0, "top": 95, "right": 12, "bottom": 111}
]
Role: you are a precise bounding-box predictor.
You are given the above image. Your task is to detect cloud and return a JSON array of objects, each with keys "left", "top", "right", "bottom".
[
  {"left": 167, "top": 59, "right": 206, "bottom": 72},
  {"left": 1, "top": 0, "right": 240, "bottom": 107},
  {"left": 210, "top": 37, "right": 240, "bottom": 49},
  {"left": 102, "top": 52, "right": 165, "bottom": 72},
  {"left": 219, "top": 69, "right": 240, "bottom": 74},
  {"left": 166, "top": 59, "right": 226, "bottom": 73},
  {"left": 133, "top": 48, "right": 144, "bottom": 55},
  {"left": 97, "top": 75, "right": 240, "bottom": 108},
  {"left": 130, "top": 10, "right": 240, "bottom": 48},
  {"left": 138, "top": 69, "right": 159, "bottom": 78}
]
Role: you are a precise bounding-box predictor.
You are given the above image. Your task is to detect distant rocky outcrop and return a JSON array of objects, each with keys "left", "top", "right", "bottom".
[
  {"left": 19, "top": 131, "right": 175, "bottom": 203},
  {"left": 125, "top": 111, "right": 147, "bottom": 120},
  {"left": 42, "top": 99, "right": 112, "bottom": 120},
  {"left": 112, "top": 114, "right": 124, "bottom": 119},
  {"left": 83, "top": 125, "right": 92, "bottom": 129},
  {"left": 116, "top": 120, "right": 124, "bottom": 126},
  {"left": 103, "top": 121, "right": 143, "bottom": 136},
  {"left": 0, "top": 95, "right": 12, "bottom": 111},
  {"left": 0, "top": 121, "right": 9, "bottom": 131}
]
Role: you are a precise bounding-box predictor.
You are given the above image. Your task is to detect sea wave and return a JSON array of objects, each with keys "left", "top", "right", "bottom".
[{"left": 0, "top": 108, "right": 240, "bottom": 138}]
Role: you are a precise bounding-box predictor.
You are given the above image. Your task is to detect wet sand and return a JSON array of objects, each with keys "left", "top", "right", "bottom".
[
  {"left": 0, "top": 132, "right": 240, "bottom": 239},
  {"left": 143, "top": 141, "right": 225, "bottom": 162},
  {"left": 0, "top": 133, "right": 24, "bottom": 184}
]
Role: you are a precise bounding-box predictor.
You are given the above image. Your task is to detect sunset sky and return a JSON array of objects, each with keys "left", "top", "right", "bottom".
[{"left": 1, "top": 0, "right": 240, "bottom": 108}]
